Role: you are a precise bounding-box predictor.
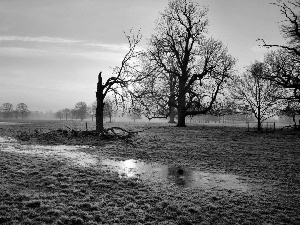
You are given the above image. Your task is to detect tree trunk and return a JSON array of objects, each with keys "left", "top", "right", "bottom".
[
  {"left": 168, "top": 106, "right": 176, "bottom": 123},
  {"left": 257, "top": 117, "right": 261, "bottom": 131},
  {"left": 176, "top": 79, "right": 186, "bottom": 127},
  {"left": 96, "top": 72, "right": 104, "bottom": 133},
  {"left": 257, "top": 102, "right": 262, "bottom": 131},
  {"left": 168, "top": 73, "right": 176, "bottom": 123},
  {"left": 257, "top": 78, "right": 262, "bottom": 132}
]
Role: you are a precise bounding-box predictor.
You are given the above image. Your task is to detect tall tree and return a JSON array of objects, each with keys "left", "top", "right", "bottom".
[
  {"left": 62, "top": 108, "right": 71, "bottom": 121},
  {"left": 16, "top": 103, "right": 29, "bottom": 119},
  {"left": 231, "top": 61, "right": 284, "bottom": 131},
  {"left": 74, "top": 102, "right": 88, "bottom": 121},
  {"left": 148, "top": 0, "right": 235, "bottom": 127},
  {"left": 1, "top": 103, "right": 14, "bottom": 119}
]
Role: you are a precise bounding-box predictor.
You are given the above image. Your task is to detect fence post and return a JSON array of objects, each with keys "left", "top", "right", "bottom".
[
  {"left": 274, "top": 122, "right": 275, "bottom": 132},
  {"left": 247, "top": 122, "right": 249, "bottom": 132}
]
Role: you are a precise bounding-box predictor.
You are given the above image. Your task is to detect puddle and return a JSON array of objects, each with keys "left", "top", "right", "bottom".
[
  {"left": 0, "top": 136, "right": 251, "bottom": 191},
  {"left": 101, "top": 159, "right": 250, "bottom": 191},
  {"left": 0, "top": 136, "right": 97, "bottom": 167}
]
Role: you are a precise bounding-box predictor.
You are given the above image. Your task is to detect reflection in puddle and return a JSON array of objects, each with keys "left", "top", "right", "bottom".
[
  {"left": 101, "top": 159, "right": 250, "bottom": 191},
  {"left": 0, "top": 136, "right": 250, "bottom": 191},
  {"left": 0, "top": 136, "right": 97, "bottom": 167}
]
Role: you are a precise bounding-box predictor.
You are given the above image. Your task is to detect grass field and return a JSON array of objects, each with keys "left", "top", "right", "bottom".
[{"left": 0, "top": 120, "right": 300, "bottom": 224}]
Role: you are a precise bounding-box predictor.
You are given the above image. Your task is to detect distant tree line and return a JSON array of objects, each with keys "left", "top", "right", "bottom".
[
  {"left": 0, "top": 103, "right": 29, "bottom": 119},
  {"left": 0, "top": 103, "right": 57, "bottom": 120},
  {"left": 54, "top": 99, "right": 140, "bottom": 122}
]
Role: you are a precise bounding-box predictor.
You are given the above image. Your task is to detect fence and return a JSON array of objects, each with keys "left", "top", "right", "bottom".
[
  {"left": 184, "top": 117, "right": 288, "bottom": 132},
  {"left": 246, "top": 122, "right": 276, "bottom": 132}
]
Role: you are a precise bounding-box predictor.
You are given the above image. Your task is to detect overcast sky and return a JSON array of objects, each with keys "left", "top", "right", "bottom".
[{"left": 0, "top": 0, "right": 286, "bottom": 112}]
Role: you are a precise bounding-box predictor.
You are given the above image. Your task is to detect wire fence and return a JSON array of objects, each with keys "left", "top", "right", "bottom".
[
  {"left": 184, "top": 117, "right": 297, "bottom": 132},
  {"left": 246, "top": 122, "right": 276, "bottom": 132}
]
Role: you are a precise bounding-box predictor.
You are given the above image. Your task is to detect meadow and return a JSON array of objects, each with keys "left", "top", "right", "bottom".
[{"left": 0, "top": 120, "right": 299, "bottom": 224}]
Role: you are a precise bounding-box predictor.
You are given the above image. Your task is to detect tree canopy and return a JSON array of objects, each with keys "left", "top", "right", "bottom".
[{"left": 135, "top": 0, "right": 235, "bottom": 126}]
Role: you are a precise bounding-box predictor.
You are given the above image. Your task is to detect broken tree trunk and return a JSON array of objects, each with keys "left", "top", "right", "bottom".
[{"left": 96, "top": 72, "right": 105, "bottom": 134}]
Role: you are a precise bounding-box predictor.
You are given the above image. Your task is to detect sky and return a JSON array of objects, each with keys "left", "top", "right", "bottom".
[{"left": 0, "top": 0, "right": 286, "bottom": 112}]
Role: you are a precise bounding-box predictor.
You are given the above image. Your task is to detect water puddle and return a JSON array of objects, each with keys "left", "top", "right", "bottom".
[
  {"left": 0, "top": 136, "right": 97, "bottom": 167},
  {"left": 0, "top": 136, "right": 251, "bottom": 191},
  {"left": 101, "top": 159, "right": 249, "bottom": 191}
]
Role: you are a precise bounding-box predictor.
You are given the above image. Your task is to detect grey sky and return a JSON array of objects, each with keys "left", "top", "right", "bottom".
[{"left": 0, "top": 0, "right": 285, "bottom": 112}]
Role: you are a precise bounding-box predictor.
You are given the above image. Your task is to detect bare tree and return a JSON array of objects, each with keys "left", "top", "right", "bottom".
[
  {"left": 260, "top": 0, "right": 300, "bottom": 54},
  {"left": 1, "top": 103, "right": 14, "bottom": 119},
  {"left": 133, "top": 63, "right": 178, "bottom": 122},
  {"left": 62, "top": 108, "right": 71, "bottom": 121},
  {"left": 147, "top": 0, "right": 235, "bottom": 127},
  {"left": 264, "top": 49, "right": 300, "bottom": 102},
  {"left": 16, "top": 103, "right": 29, "bottom": 119},
  {"left": 231, "top": 61, "right": 284, "bottom": 131},
  {"left": 259, "top": 1, "right": 300, "bottom": 101},
  {"left": 96, "top": 30, "right": 143, "bottom": 133},
  {"left": 74, "top": 102, "right": 88, "bottom": 121}
]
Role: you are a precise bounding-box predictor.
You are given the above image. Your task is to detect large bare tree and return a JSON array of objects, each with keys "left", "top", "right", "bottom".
[
  {"left": 147, "top": 0, "right": 235, "bottom": 127},
  {"left": 259, "top": 0, "right": 300, "bottom": 102}
]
